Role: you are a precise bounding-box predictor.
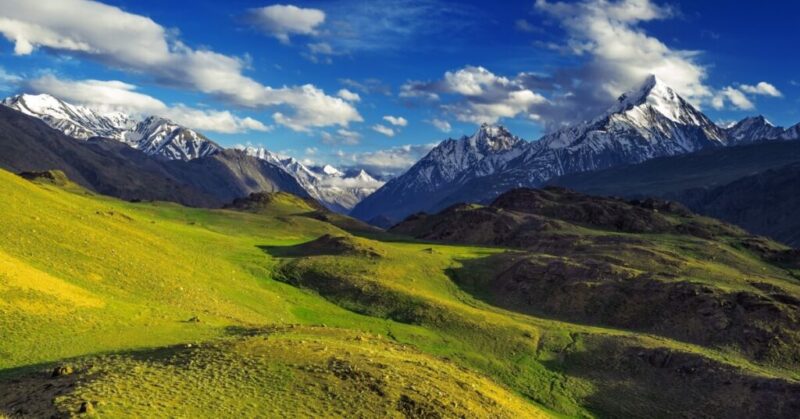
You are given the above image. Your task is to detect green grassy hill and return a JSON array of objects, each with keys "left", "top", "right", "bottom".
[{"left": 2, "top": 169, "right": 799, "bottom": 418}]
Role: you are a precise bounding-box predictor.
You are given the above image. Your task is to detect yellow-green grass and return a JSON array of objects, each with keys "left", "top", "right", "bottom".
[
  {"left": 4, "top": 326, "right": 550, "bottom": 418},
  {"left": 2, "top": 167, "right": 799, "bottom": 418},
  {"left": 0, "top": 170, "right": 396, "bottom": 367},
  {"left": 0, "top": 169, "right": 564, "bottom": 415}
]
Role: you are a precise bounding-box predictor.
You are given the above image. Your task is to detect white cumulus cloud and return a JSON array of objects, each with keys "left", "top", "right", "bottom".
[
  {"left": 429, "top": 118, "right": 452, "bottom": 133},
  {"left": 245, "top": 4, "right": 325, "bottom": 43},
  {"left": 740, "top": 82, "right": 782, "bottom": 97},
  {"left": 402, "top": 66, "right": 546, "bottom": 124},
  {"left": 338, "top": 143, "right": 437, "bottom": 175},
  {"left": 382, "top": 115, "right": 408, "bottom": 127},
  {"left": 710, "top": 82, "right": 782, "bottom": 111},
  {"left": 322, "top": 128, "right": 362, "bottom": 145},
  {"left": 371, "top": 124, "right": 395, "bottom": 137},
  {"left": 0, "top": 0, "right": 360, "bottom": 132},
  {"left": 337, "top": 89, "right": 361, "bottom": 102},
  {"left": 712, "top": 86, "right": 755, "bottom": 111},
  {"left": 27, "top": 75, "right": 271, "bottom": 134}
]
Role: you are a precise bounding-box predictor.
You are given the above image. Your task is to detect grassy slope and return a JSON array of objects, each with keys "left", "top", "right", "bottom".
[
  {"left": 0, "top": 170, "right": 550, "bottom": 417},
  {"left": 2, "top": 169, "right": 799, "bottom": 418}
]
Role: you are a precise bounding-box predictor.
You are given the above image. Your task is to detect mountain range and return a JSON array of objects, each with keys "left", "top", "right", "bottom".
[
  {"left": 2, "top": 93, "right": 219, "bottom": 160},
  {"left": 0, "top": 104, "right": 310, "bottom": 206},
  {"left": 353, "top": 75, "right": 800, "bottom": 225},
  {"left": 239, "top": 146, "right": 383, "bottom": 213},
  {"left": 1, "top": 93, "right": 382, "bottom": 212},
  {"left": 6, "top": 76, "right": 800, "bottom": 236}
]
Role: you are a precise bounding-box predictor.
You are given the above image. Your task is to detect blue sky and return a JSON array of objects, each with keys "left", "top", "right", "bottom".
[{"left": 0, "top": 0, "right": 797, "bottom": 173}]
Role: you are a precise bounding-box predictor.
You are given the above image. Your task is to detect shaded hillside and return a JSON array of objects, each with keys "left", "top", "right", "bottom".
[
  {"left": 0, "top": 105, "right": 217, "bottom": 206},
  {"left": 164, "top": 149, "right": 310, "bottom": 204},
  {"left": 393, "top": 187, "right": 708, "bottom": 245},
  {"left": 391, "top": 187, "right": 800, "bottom": 371},
  {"left": 550, "top": 140, "right": 800, "bottom": 198},
  {"left": 0, "top": 106, "right": 308, "bottom": 207},
  {"left": 680, "top": 162, "right": 800, "bottom": 247}
]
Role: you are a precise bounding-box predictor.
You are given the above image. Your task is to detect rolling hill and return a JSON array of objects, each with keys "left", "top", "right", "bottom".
[
  {"left": 550, "top": 140, "right": 800, "bottom": 246},
  {"left": 2, "top": 168, "right": 800, "bottom": 417}
]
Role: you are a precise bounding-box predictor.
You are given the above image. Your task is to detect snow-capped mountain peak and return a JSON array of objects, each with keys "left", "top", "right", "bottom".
[
  {"left": 353, "top": 169, "right": 376, "bottom": 182},
  {"left": 2, "top": 93, "right": 219, "bottom": 161},
  {"left": 352, "top": 76, "right": 746, "bottom": 224},
  {"left": 724, "top": 115, "right": 791, "bottom": 144},
  {"left": 414, "top": 123, "right": 526, "bottom": 186},
  {"left": 116, "top": 115, "right": 220, "bottom": 161},
  {"left": 321, "top": 164, "right": 343, "bottom": 176},
  {"left": 239, "top": 146, "right": 384, "bottom": 213},
  {"left": 470, "top": 123, "right": 520, "bottom": 151},
  {"left": 608, "top": 74, "right": 709, "bottom": 128},
  {"left": 2, "top": 93, "right": 136, "bottom": 140}
]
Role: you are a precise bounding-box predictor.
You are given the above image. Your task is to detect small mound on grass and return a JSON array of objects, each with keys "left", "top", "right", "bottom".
[
  {"left": 287, "top": 234, "right": 386, "bottom": 258},
  {"left": 224, "top": 191, "right": 323, "bottom": 214},
  {"left": 18, "top": 170, "right": 71, "bottom": 187}
]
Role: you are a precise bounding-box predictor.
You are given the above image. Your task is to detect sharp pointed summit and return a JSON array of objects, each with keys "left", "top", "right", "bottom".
[{"left": 471, "top": 123, "right": 520, "bottom": 151}]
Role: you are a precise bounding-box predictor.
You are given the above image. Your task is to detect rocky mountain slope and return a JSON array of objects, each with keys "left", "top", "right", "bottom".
[
  {"left": 350, "top": 124, "right": 525, "bottom": 224},
  {"left": 1, "top": 93, "right": 135, "bottom": 140},
  {"left": 679, "top": 162, "right": 800, "bottom": 247},
  {"left": 2, "top": 93, "right": 377, "bottom": 212},
  {"left": 242, "top": 146, "right": 384, "bottom": 213},
  {"left": 0, "top": 105, "right": 307, "bottom": 206},
  {"left": 353, "top": 75, "right": 800, "bottom": 225},
  {"left": 3, "top": 94, "right": 221, "bottom": 161}
]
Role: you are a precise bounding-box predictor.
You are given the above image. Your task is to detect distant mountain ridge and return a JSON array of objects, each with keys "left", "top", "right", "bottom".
[
  {"left": 2, "top": 93, "right": 382, "bottom": 212},
  {"left": 0, "top": 104, "right": 310, "bottom": 206},
  {"left": 679, "top": 162, "right": 800, "bottom": 247},
  {"left": 240, "top": 146, "right": 384, "bottom": 213},
  {"left": 353, "top": 75, "right": 800, "bottom": 225}
]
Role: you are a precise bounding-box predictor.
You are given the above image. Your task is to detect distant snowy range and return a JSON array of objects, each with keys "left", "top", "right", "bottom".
[
  {"left": 6, "top": 75, "right": 800, "bottom": 223},
  {"left": 2, "top": 93, "right": 383, "bottom": 213}
]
